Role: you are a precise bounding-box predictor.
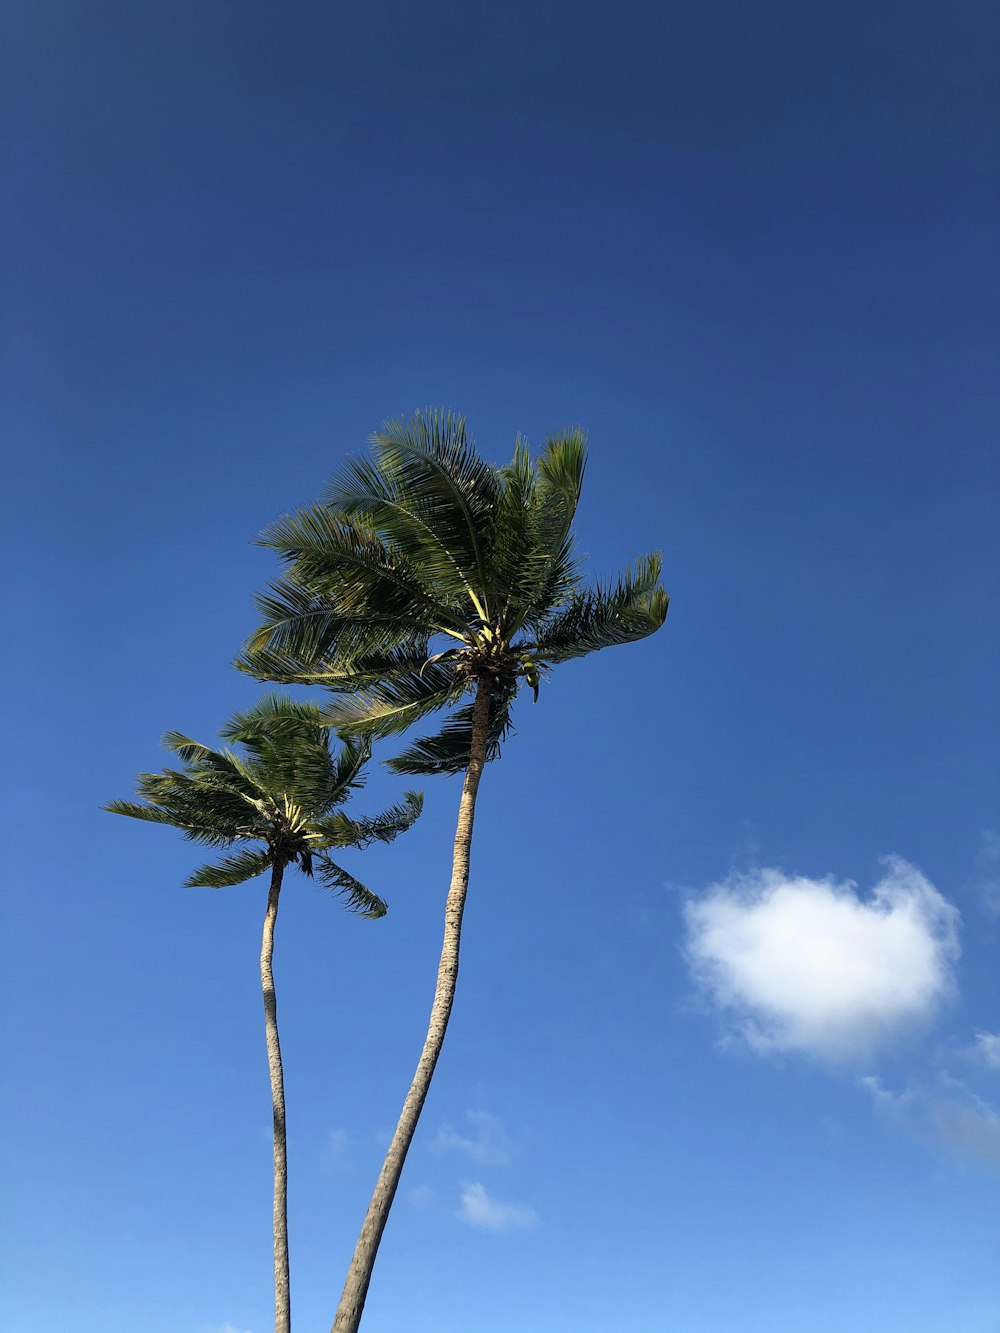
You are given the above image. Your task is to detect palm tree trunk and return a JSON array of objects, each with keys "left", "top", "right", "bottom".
[
  {"left": 331, "top": 681, "right": 493, "bottom": 1333},
  {"left": 261, "top": 861, "right": 291, "bottom": 1333}
]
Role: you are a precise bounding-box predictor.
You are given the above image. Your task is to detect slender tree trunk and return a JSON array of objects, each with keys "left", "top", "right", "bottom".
[
  {"left": 261, "top": 861, "right": 291, "bottom": 1333},
  {"left": 332, "top": 681, "right": 493, "bottom": 1333}
]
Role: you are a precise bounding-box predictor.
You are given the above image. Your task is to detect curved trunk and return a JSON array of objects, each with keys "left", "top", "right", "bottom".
[
  {"left": 261, "top": 861, "right": 291, "bottom": 1333},
  {"left": 332, "top": 682, "right": 493, "bottom": 1333}
]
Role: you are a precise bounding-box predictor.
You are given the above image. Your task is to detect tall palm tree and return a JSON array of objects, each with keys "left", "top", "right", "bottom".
[
  {"left": 239, "top": 412, "right": 669, "bottom": 1333},
  {"left": 105, "top": 695, "right": 422, "bottom": 1333}
]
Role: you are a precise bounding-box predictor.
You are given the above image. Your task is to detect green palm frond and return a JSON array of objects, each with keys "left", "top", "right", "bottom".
[
  {"left": 525, "top": 553, "right": 669, "bottom": 662},
  {"left": 185, "top": 847, "right": 275, "bottom": 889},
  {"left": 158, "top": 739, "right": 264, "bottom": 802},
  {"left": 488, "top": 437, "right": 541, "bottom": 620},
  {"left": 219, "top": 693, "right": 326, "bottom": 743},
  {"left": 385, "top": 695, "right": 515, "bottom": 776},
  {"left": 315, "top": 858, "right": 388, "bottom": 918},
  {"left": 330, "top": 732, "right": 372, "bottom": 797},
  {"left": 323, "top": 662, "right": 467, "bottom": 739},
  {"left": 250, "top": 578, "right": 421, "bottom": 664},
  {"left": 103, "top": 798, "right": 181, "bottom": 826},
  {"left": 536, "top": 427, "right": 587, "bottom": 507},
  {"left": 524, "top": 429, "right": 587, "bottom": 612},
  {"left": 237, "top": 639, "right": 436, "bottom": 690},
  {"left": 108, "top": 772, "right": 256, "bottom": 844},
  {"left": 260, "top": 507, "right": 468, "bottom": 633},
  {"left": 327, "top": 409, "right": 499, "bottom": 614},
  {"left": 316, "top": 791, "right": 424, "bottom": 847},
  {"left": 160, "top": 733, "right": 217, "bottom": 764}
]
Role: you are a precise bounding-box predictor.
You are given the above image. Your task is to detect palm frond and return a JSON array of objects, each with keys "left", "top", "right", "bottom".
[
  {"left": 524, "top": 553, "right": 669, "bottom": 662},
  {"left": 315, "top": 858, "right": 388, "bottom": 918},
  {"left": 161, "top": 732, "right": 217, "bottom": 764},
  {"left": 109, "top": 767, "right": 261, "bottom": 844},
  {"left": 236, "top": 639, "right": 436, "bottom": 690},
  {"left": 316, "top": 790, "right": 424, "bottom": 848},
  {"left": 249, "top": 577, "right": 422, "bottom": 664},
  {"left": 185, "top": 847, "right": 275, "bottom": 889},
  {"left": 326, "top": 409, "right": 499, "bottom": 612},
  {"left": 519, "top": 429, "right": 587, "bottom": 623},
  {"left": 488, "top": 436, "right": 540, "bottom": 620},
  {"left": 323, "top": 663, "right": 466, "bottom": 739},
  {"left": 329, "top": 732, "right": 372, "bottom": 799},
  {"left": 103, "top": 798, "right": 182, "bottom": 827},
  {"left": 156, "top": 739, "right": 265, "bottom": 802},
  {"left": 385, "top": 694, "right": 514, "bottom": 776},
  {"left": 486, "top": 430, "right": 587, "bottom": 632},
  {"left": 218, "top": 693, "right": 326, "bottom": 743},
  {"left": 259, "top": 508, "right": 467, "bottom": 632}
]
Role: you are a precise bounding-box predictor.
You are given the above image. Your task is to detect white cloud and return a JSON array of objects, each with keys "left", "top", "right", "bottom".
[
  {"left": 321, "top": 1127, "right": 351, "bottom": 1169},
  {"left": 862, "top": 1074, "right": 1000, "bottom": 1171},
  {"left": 973, "top": 1032, "right": 1000, "bottom": 1070},
  {"left": 406, "top": 1184, "right": 434, "bottom": 1209},
  {"left": 201, "top": 1324, "right": 253, "bottom": 1333},
  {"left": 437, "top": 1110, "right": 516, "bottom": 1165},
  {"left": 973, "top": 828, "right": 1000, "bottom": 916},
  {"left": 935, "top": 1092, "right": 1000, "bottom": 1168},
  {"left": 457, "top": 1181, "right": 538, "bottom": 1232},
  {"left": 684, "top": 857, "right": 960, "bottom": 1059}
]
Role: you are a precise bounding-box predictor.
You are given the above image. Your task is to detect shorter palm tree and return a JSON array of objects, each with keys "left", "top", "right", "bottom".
[{"left": 105, "top": 695, "right": 422, "bottom": 1333}]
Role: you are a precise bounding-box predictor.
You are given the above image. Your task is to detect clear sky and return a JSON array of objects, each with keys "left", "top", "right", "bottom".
[{"left": 4, "top": 2, "right": 999, "bottom": 1331}]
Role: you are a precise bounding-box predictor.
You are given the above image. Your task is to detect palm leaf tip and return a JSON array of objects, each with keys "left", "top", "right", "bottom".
[
  {"left": 103, "top": 798, "right": 176, "bottom": 825},
  {"left": 346, "top": 790, "right": 424, "bottom": 845},
  {"left": 316, "top": 858, "right": 388, "bottom": 918},
  {"left": 185, "top": 847, "right": 275, "bottom": 889}
]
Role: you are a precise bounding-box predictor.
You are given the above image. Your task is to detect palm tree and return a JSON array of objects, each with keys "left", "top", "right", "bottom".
[
  {"left": 239, "top": 411, "right": 669, "bottom": 1333},
  {"left": 105, "top": 695, "right": 422, "bottom": 1333}
]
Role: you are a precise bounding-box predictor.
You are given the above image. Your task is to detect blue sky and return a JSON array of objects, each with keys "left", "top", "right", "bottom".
[{"left": 4, "top": 2, "right": 999, "bottom": 1330}]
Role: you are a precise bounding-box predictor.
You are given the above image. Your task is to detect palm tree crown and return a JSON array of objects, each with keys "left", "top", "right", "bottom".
[
  {"left": 239, "top": 411, "right": 669, "bottom": 771},
  {"left": 105, "top": 693, "right": 423, "bottom": 908}
]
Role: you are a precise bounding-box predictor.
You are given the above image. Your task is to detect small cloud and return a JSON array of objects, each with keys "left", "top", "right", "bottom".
[
  {"left": 321, "top": 1127, "right": 351, "bottom": 1169},
  {"left": 457, "top": 1181, "right": 538, "bottom": 1232},
  {"left": 971, "top": 1032, "right": 1000, "bottom": 1070},
  {"left": 437, "top": 1110, "right": 516, "bottom": 1165},
  {"left": 934, "top": 1089, "right": 1000, "bottom": 1168},
  {"left": 201, "top": 1324, "right": 253, "bottom": 1333},
  {"left": 862, "top": 1073, "right": 1000, "bottom": 1172},
  {"left": 405, "top": 1184, "right": 434, "bottom": 1209},
  {"left": 684, "top": 857, "right": 960, "bottom": 1060},
  {"left": 860, "top": 1074, "right": 911, "bottom": 1112},
  {"left": 973, "top": 829, "right": 1000, "bottom": 916}
]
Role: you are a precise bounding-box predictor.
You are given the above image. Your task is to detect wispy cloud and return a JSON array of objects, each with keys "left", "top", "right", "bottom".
[
  {"left": 684, "top": 857, "right": 960, "bottom": 1060},
  {"left": 973, "top": 828, "right": 1000, "bottom": 916},
  {"left": 972, "top": 1032, "right": 1000, "bottom": 1070},
  {"left": 406, "top": 1184, "right": 434, "bottom": 1209},
  {"left": 321, "top": 1127, "right": 351, "bottom": 1169},
  {"left": 437, "top": 1110, "right": 517, "bottom": 1165},
  {"left": 862, "top": 1073, "right": 1000, "bottom": 1172},
  {"left": 201, "top": 1324, "right": 254, "bottom": 1333},
  {"left": 457, "top": 1181, "right": 538, "bottom": 1232}
]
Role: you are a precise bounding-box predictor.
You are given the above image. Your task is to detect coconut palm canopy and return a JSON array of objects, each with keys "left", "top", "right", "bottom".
[
  {"left": 238, "top": 410, "right": 669, "bottom": 772},
  {"left": 105, "top": 693, "right": 423, "bottom": 911}
]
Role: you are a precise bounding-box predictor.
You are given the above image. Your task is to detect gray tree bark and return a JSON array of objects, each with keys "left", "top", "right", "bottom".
[
  {"left": 261, "top": 861, "right": 291, "bottom": 1333},
  {"left": 331, "top": 681, "right": 492, "bottom": 1333}
]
